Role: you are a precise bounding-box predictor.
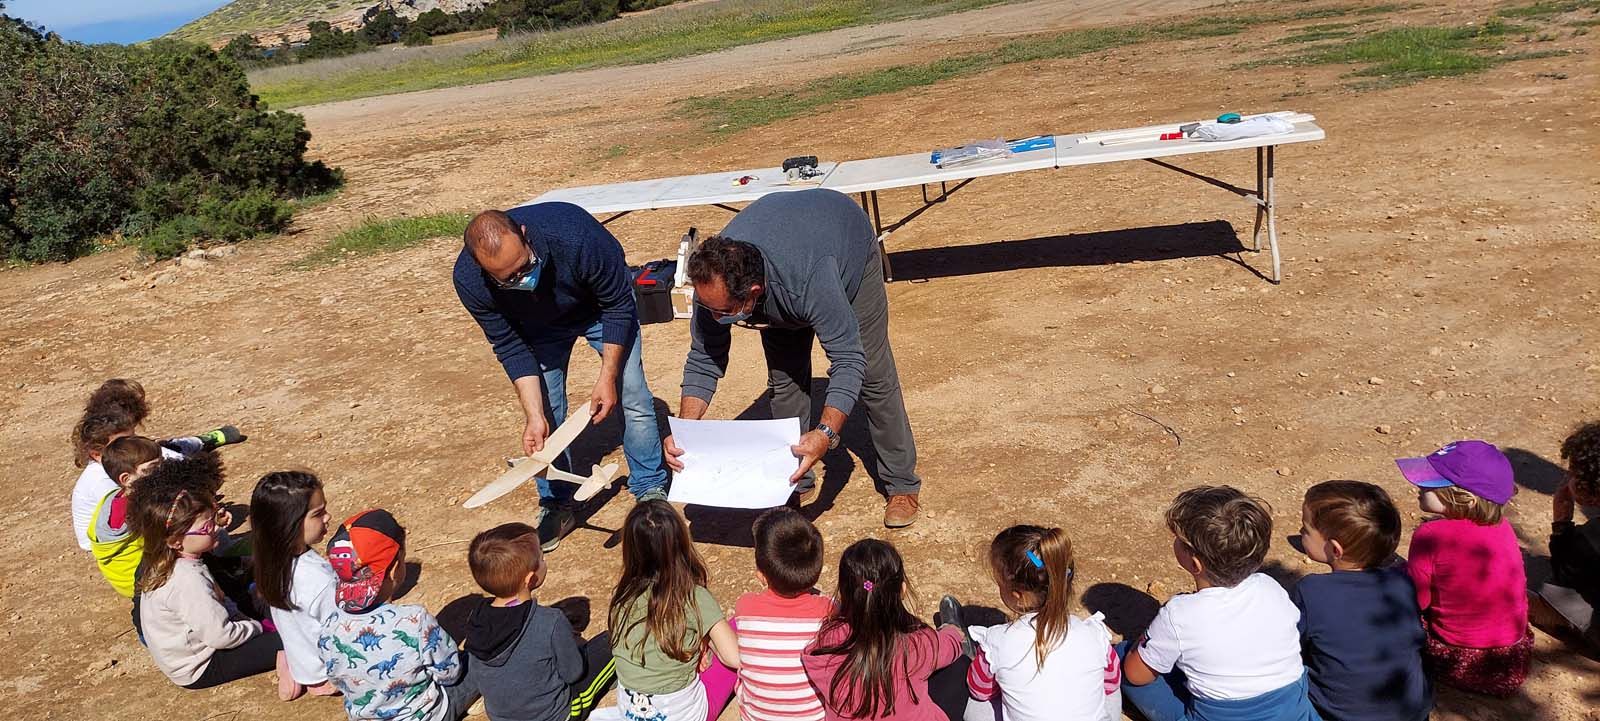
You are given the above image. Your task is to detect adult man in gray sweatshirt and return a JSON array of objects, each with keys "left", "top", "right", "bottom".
[{"left": 667, "top": 188, "right": 923, "bottom": 527}]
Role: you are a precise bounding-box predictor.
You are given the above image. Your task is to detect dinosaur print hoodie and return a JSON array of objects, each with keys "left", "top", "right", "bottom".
[{"left": 317, "top": 603, "right": 462, "bottom": 721}]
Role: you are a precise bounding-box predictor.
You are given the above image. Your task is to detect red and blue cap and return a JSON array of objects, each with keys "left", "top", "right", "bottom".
[
  {"left": 1394, "top": 440, "right": 1515, "bottom": 505},
  {"left": 326, "top": 508, "right": 405, "bottom": 613}
]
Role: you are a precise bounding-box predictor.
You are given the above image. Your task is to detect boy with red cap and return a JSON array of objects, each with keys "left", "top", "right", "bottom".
[
  {"left": 316, "top": 509, "right": 479, "bottom": 721},
  {"left": 1396, "top": 440, "right": 1531, "bottom": 696}
]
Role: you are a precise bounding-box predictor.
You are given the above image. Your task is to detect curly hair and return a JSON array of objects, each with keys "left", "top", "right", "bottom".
[
  {"left": 686, "top": 235, "right": 766, "bottom": 302},
  {"left": 84, "top": 379, "right": 148, "bottom": 425},
  {"left": 1560, "top": 421, "right": 1600, "bottom": 501},
  {"left": 1166, "top": 485, "right": 1274, "bottom": 587},
  {"left": 71, "top": 409, "right": 137, "bottom": 468}
]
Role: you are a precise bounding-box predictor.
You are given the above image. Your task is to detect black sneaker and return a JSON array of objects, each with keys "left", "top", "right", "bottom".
[
  {"left": 939, "top": 595, "right": 974, "bottom": 658},
  {"left": 536, "top": 507, "right": 578, "bottom": 553}
]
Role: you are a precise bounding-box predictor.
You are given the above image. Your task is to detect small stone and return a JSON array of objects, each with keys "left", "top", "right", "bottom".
[
  {"left": 1427, "top": 347, "right": 1443, "bottom": 357},
  {"left": 1429, "top": 390, "right": 1447, "bottom": 401},
  {"left": 184, "top": 248, "right": 208, "bottom": 260},
  {"left": 348, "top": 401, "right": 361, "bottom": 409},
  {"left": 1368, "top": 377, "right": 1386, "bottom": 385},
  {"left": 1276, "top": 467, "right": 1294, "bottom": 477},
  {"left": 177, "top": 256, "right": 209, "bottom": 270},
  {"left": 1297, "top": 371, "right": 1309, "bottom": 378},
  {"left": 202, "top": 245, "right": 238, "bottom": 260},
  {"left": 1410, "top": 379, "right": 1424, "bottom": 386},
  {"left": 1226, "top": 372, "right": 1237, "bottom": 378},
  {"left": 320, "top": 296, "right": 337, "bottom": 306},
  {"left": 1149, "top": 384, "right": 1167, "bottom": 395},
  {"left": 1376, "top": 424, "right": 1393, "bottom": 435},
  {"left": 1232, "top": 406, "right": 1244, "bottom": 415}
]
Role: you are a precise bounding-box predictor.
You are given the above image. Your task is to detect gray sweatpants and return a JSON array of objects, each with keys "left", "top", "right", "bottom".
[{"left": 759, "top": 249, "right": 921, "bottom": 497}]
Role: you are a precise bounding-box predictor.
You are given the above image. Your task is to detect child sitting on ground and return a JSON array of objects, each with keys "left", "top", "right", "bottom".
[
  {"left": 957, "top": 525, "right": 1120, "bottom": 721},
  {"left": 132, "top": 453, "right": 286, "bottom": 689},
  {"left": 1397, "top": 441, "right": 1531, "bottom": 696},
  {"left": 733, "top": 507, "right": 832, "bottom": 721},
  {"left": 463, "top": 522, "right": 615, "bottom": 721},
  {"left": 803, "top": 538, "right": 969, "bottom": 721},
  {"left": 1535, "top": 421, "right": 1600, "bottom": 647},
  {"left": 1293, "top": 480, "right": 1432, "bottom": 721},
  {"left": 250, "top": 471, "right": 342, "bottom": 701},
  {"left": 88, "top": 435, "right": 165, "bottom": 598},
  {"left": 69, "top": 378, "right": 245, "bottom": 552},
  {"left": 317, "top": 509, "right": 477, "bottom": 721},
  {"left": 603, "top": 500, "right": 741, "bottom": 721},
  {"left": 1120, "top": 486, "right": 1316, "bottom": 721}
]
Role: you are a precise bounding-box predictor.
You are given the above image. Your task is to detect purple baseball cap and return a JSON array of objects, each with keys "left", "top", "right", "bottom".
[{"left": 1395, "top": 440, "right": 1515, "bottom": 505}]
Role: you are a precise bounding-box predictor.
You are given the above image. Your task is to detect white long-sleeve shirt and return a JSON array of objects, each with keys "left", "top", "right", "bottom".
[
  {"left": 139, "top": 557, "right": 263, "bottom": 685},
  {"left": 71, "top": 444, "right": 186, "bottom": 550}
]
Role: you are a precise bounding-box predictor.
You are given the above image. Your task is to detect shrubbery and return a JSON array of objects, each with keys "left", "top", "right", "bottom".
[{"left": 0, "top": 4, "right": 341, "bottom": 262}]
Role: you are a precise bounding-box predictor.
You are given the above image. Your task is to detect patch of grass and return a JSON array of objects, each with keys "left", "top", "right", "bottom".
[
  {"left": 253, "top": 0, "right": 1018, "bottom": 108},
  {"left": 1496, "top": 0, "right": 1600, "bottom": 18},
  {"left": 680, "top": 10, "right": 1312, "bottom": 134},
  {"left": 1569, "top": 17, "right": 1600, "bottom": 25},
  {"left": 298, "top": 212, "right": 469, "bottom": 267},
  {"left": 1258, "top": 19, "right": 1539, "bottom": 85},
  {"left": 1278, "top": 28, "right": 1359, "bottom": 43},
  {"left": 603, "top": 144, "right": 630, "bottom": 159}
]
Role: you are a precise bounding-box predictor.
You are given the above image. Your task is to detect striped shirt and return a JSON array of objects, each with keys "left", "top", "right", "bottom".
[{"left": 734, "top": 590, "right": 833, "bottom": 721}]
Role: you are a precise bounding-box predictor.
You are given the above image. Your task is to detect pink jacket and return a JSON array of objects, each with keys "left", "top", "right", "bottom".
[
  {"left": 802, "top": 624, "right": 964, "bottom": 721},
  {"left": 1407, "top": 517, "right": 1528, "bottom": 648}
]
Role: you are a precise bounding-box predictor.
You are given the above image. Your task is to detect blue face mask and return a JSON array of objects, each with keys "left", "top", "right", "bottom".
[
  {"left": 495, "top": 253, "right": 543, "bottom": 292},
  {"left": 715, "top": 308, "right": 751, "bottom": 325}
]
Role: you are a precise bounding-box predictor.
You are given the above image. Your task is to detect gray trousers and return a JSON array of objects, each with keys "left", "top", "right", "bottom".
[{"left": 759, "top": 250, "right": 921, "bottom": 497}]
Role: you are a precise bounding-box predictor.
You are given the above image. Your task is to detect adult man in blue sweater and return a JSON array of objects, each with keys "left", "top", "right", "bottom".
[{"left": 454, "top": 204, "right": 668, "bottom": 551}]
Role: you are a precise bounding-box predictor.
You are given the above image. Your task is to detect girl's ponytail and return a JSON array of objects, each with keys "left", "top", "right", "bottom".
[{"left": 1032, "top": 527, "right": 1076, "bottom": 668}]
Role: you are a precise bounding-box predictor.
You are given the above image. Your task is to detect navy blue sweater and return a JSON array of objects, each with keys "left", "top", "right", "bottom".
[{"left": 453, "top": 202, "right": 637, "bottom": 381}]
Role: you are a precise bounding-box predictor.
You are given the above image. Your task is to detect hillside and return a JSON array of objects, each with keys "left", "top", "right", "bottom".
[
  {"left": 167, "top": 0, "right": 374, "bottom": 45},
  {"left": 167, "top": 0, "right": 490, "bottom": 47}
]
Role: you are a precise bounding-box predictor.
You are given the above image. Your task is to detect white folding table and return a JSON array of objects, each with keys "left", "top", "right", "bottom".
[{"left": 521, "top": 111, "right": 1325, "bottom": 283}]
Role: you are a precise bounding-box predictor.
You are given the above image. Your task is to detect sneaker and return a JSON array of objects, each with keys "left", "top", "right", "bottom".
[
  {"left": 536, "top": 507, "right": 578, "bottom": 553},
  {"left": 199, "top": 425, "right": 247, "bottom": 450},
  {"left": 637, "top": 487, "right": 668, "bottom": 503},
  {"left": 884, "top": 493, "right": 920, "bottom": 528},
  {"left": 939, "top": 595, "right": 974, "bottom": 658}
]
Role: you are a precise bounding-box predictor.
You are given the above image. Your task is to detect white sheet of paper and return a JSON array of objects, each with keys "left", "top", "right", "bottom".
[{"left": 667, "top": 416, "right": 802, "bottom": 509}]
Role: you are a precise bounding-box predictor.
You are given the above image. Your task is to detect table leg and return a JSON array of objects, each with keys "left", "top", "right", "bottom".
[
  {"left": 1252, "top": 146, "right": 1265, "bottom": 252},
  {"left": 1265, "top": 145, "right": 1280, "bottom": 283}
]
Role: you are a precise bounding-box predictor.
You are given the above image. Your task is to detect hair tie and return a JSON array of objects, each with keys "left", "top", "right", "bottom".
[
  {"left": 1065, "top": 567, "right": 1074, "bottom": 579},
  {"left": 1026, "top": 549, "right": 1044, "bottom": 569},
  {"left": 862, "top": 581, "right": 875, "bottom": 592},
  {"left": 164, "top": 490, "right": 190, "bottom": 530}
]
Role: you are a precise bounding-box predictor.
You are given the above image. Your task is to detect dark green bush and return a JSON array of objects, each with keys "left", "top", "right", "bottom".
[
  {"left": 139, "top": 216, "right": 204, "bottom": 260},
  {"left": 0, "top": 5, "right": 342, "bottom": 263}
]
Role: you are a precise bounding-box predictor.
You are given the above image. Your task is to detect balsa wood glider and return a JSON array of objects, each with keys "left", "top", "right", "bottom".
[{"left": 464, "top": 402, "right": 622, "bottom": 508}]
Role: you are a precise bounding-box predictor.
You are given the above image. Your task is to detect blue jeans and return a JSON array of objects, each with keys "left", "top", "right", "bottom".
[
  {"left": 530, "top": 321, "right": 667, "bottom": 502},
  {"left": 1116, "top": 641, "right": 1320, "bottom": 721}
]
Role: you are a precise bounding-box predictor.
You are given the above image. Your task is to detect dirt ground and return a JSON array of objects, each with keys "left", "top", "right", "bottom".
[{"left": 2, "top": 0, "right": 1597, "bottom": 718}]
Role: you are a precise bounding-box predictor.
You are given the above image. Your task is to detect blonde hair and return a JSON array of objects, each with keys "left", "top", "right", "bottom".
[{"left": 1431, "top": 486, "right": 1504, "bottom": 525}]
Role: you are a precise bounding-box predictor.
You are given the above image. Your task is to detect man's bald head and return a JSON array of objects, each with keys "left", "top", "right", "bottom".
[
  {"left": 464, "top": 210, "right": 523, "bottom": 259},
  {"left": 466, "top": 210, "right": 536, "bottom": 285}
]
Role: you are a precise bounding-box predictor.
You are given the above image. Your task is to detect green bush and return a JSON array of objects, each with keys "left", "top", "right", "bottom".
[
  {"left": 199, "top": 190, "right": 295, "bottom": 242},
  {"left": 0, "top": 4, "right": 342, "bottom": 263},
  {"left": 138, "top": 216, "right": 204, "bottom": 260}
]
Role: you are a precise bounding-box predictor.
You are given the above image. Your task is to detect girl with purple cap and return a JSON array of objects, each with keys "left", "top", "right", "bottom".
[{"left": 1397, "top": 440, "right": 1531, "bottom": 696}]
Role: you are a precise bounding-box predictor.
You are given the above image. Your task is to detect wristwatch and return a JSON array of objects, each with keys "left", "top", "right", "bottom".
[{"left": 816, "top": 422, "right": 840, "bottom": 450}]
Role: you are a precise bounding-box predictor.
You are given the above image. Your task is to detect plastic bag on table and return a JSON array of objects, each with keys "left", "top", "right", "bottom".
[{"left": 932, "top": 138, "right": 1010, "bottom": 168}]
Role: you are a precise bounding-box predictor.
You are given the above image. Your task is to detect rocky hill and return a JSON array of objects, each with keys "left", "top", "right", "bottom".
[{"left": 167, "top": 0, "right": 490, "bottom": 47}]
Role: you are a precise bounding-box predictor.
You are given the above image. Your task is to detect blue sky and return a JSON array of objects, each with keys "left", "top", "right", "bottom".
[{"left": 6, "top": 0, "right": 232, "bottom": 44}]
